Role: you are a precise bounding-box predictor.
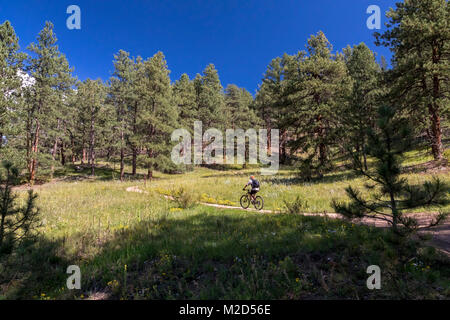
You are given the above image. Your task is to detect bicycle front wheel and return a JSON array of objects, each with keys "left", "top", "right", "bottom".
[
  {"left": 240, "top": 194, "right": 250, "bottom": 209},
  {"left": 253, "top": 196, "right": 264, "bottom": 210}
]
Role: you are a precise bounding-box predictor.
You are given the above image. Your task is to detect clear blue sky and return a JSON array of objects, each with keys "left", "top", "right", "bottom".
[{"left": 2, "top": 0, "right": 397, "bottom": 94}]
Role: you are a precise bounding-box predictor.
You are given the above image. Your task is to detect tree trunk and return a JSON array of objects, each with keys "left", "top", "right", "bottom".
[
  {"left": 319, "top": 143, "right": 327, "bottom": 167},
  {"left": 51, "top": 138, "right": 58, "bottom": 179},
  {"left": 390, "top": 191, "right": 399, "bottom": 234},
  {"left": 280, "top": 130, "right": 287, "bottom": 164},
  {"left": 29, "top": 120, "right": 40, "bottom": 184},
  {"left": 428, "top": 72, "right": 443, "bottom": 161},
  {"left": 363, "top": 152, "right": 368, "bottom": 171},
  {"left": 317, "top": 116, "right": 327, "bottom": 167},
  {"left": 132, "top": 148, "right": 137, "bottom": 175},
  {"left": 26, "top": 123, "right": 31, "bottom": 176},
  {"left": 0, "top": 176, "right": 9, "bottom": 245},
  {"left": 429, "top": 44, "right": 444, "bottom": 161},
  {"left": 91, "top": 147, "right": 95, "bottom": 176},
  {"left": 120, "top": 130, "right": 125, "bottom": 181},
  {"left": 147, "top": 167, "right": 153, "bottom": 180},
  {"left": 147, "top": 149, "right": 153, "bottom": 180},
  {"left": 90, "top": 115, "right": 95, "bottom": 176},
  {"left": 428, "top": 106, "right": 443, "bottom": 161},
  {"left": 81, "top": 147, "right": 86, "bottom": 165},
  {"left": 69, "top": 132, "right": 75, "bottom": 164},
  {"left": 0, "top": 194, "right": 6, "bottom": 247},
  {"left": 266, "top": 120, "right": 272, "bottom": 152},
  {"left": 51, "top": 120, "right": 61, "bottom": 179}
]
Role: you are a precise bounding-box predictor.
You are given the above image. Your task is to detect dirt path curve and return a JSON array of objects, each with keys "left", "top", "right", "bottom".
[{"left": 126, "top": 186, "right": 450, "bottom": 255}]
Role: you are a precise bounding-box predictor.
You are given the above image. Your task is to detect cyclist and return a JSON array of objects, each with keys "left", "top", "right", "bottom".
[{"left": 243, "top": 175, "right": 260, "bottom": 202}]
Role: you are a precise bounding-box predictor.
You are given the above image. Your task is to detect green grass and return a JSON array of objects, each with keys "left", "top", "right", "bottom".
[
  {"left": 1, "top": 153, "right": 449, "bottom": 300},
  {"left": 142, "top": 166, "right": 450, "bottom": 214}
]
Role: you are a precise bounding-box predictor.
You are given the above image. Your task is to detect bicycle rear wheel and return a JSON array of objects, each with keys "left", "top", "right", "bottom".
[
  {"left": 240, "top": 194, "right": 250, "bottom": 209},
  {"left": 253, "top": 196, "right": 264, "bottom": 210}
]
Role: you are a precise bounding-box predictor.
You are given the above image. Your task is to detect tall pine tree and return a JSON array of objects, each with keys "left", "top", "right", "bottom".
[
  {"left": 342, "top": 43, "right": 382, "bottom": 170},
  {"left": 74, "top": 79, "right": 110, "bottom": 175},
  {"left": 284, "top": 32, "right": 351, "bottom": 179},
  {"left": 375, "top": 0, "right": 449, "bottom": 161},
  {"left": 137, "top": 52, "right": 178, "bottom": 179},
  {"left": 0, "top": 21, "right": 26, "bottom": 171},
  {"left": 26, "top": 22, "right": 75, "bottom": 183}
]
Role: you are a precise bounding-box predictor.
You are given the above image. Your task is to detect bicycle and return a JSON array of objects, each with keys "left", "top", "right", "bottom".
[{"left": 240, "top": 189, "right": 264, "bottom": 210}]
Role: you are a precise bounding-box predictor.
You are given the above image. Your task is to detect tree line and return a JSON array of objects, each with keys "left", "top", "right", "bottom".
[{"left": 0, "top": 0, "right": 448, "bottom": 184}]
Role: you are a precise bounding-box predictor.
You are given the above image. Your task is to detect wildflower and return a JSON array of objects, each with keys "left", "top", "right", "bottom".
[
  {"left": 107, "top": 279, "right": 119, "bottom": 288},
  {"left": 295, "top": 278, "right": 300, "bottom": 283}
]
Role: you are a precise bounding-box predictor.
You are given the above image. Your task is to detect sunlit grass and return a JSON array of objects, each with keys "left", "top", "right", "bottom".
[{"left": 140, "top": 166, "right": 449, "bottom": 213}]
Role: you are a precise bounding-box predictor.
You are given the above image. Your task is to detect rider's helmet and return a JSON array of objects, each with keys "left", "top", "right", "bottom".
[{"left": 250, "top": 175, "right": 255, "bottom": 180}]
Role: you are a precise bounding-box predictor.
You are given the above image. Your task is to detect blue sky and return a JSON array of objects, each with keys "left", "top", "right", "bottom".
[{"left": 2, "top": 0, "right": 398, "bottom": 93}]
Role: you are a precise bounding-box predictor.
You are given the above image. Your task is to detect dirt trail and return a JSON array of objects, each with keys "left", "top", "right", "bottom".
[{"left": 126, "top": 186, "right": 450, "bottom": 255}]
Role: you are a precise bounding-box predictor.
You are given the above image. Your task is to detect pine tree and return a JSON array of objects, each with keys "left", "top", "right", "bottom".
[
  {"left": 253, "top": 57, "right": 286, "bottom": 158},
  {"left": 332, "top": 106, "right": 449, "bottom": 236},
  {"left": 375, "top": 0, "right": 449, "bottom": 161},
  {"left": 137, "top": 52, "right": 178, "bottom": 179},
  {"left": 0, "top": 161, "right": 40, "bottom": 255},
  {"left": 342, "top": 43, "right": 382, "bottom": 170},
  {"left": 224, "top": 84, "right": 257, "bottom": 129},
  {"left": 173, "top": 73, "right": 197, "bottom": 134},
  {"left": 224, "top": 84, "right": 259, "bottom": 167},
  {"left": 195, "top": 64, "right": 226, "bottom": 130},
  {"left": 74, "top": 79, "right": 110, "bottom": 175},
  {"left": 25, "top": 21, "right": 75, "bottom": 183},
  {"left": 284, "top": 31, "right": 352, "bottom": 179},
  {"left": 129, "top": 56, "right": 143, "bottom": 176},
  {"left": 110, "top": 50, "right": 135, "bottom": 181},
  {"left": 0, "top": 21, "right": 26, "bottom": 171}
]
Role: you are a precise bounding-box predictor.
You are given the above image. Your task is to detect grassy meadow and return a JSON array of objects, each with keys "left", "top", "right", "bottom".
[{"left": 0, "top": 148, "right": 449, "bottom": 300}]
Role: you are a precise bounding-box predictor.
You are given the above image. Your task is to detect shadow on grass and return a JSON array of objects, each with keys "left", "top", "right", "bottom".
[
  {"left": 200, "top": 170, "right": 295, "bottom": 179},
  {"left": 402, "top": 159, "right": 449, "bottom": 174},
  {"left": 53, "top": 164, "right": 165, "bottom": 182},
  {"left": 268, "top": 170, "right": 360, "bottom": 186},
  {"left": 3, "top": 210, "right": 449, "bottom": 299},
  {"left": 79, "top": 211, "right": 449, "bottom": 299},
  {"left": 0, "top": 237, "right": 73, "bottom": 299}
]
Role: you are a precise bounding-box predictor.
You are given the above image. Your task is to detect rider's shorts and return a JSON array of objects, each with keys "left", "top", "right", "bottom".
[{"left": 250, "top": 188, "right": 259, "bottom": 195}]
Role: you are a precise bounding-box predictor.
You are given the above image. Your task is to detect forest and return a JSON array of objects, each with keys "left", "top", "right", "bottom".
[{"left": 0, "top": 2, "right": 447, "bottom": 183}]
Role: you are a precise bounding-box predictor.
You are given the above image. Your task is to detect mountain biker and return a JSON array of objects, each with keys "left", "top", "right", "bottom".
[{"left": 243, "top": 176, "right": 260, "bottom": 202}]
